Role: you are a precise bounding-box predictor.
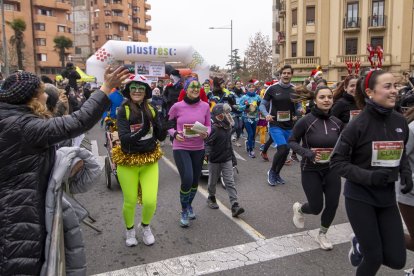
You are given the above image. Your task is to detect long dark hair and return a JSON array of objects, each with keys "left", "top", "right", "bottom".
[
  {"left": 405, "top": 107, "right": 414, "bottom": 124},
  {"left": 333, "top": 75, "right": 358, "bottom": 102},
  {"left": 124, "top": 99, "right": 154, "bottom": 124},
  {"left": 354, "top": 70, "right": 388, "bottom": 109}
]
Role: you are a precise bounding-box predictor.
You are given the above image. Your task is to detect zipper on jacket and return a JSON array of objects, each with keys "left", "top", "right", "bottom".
[{"left": 324, "top": 121, "right": 328, "bottom": 135}]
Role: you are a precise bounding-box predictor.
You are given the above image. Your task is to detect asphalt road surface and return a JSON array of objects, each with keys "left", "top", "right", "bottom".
[{"left": 75, "top": 125, "right": 414, "bottom": 275}]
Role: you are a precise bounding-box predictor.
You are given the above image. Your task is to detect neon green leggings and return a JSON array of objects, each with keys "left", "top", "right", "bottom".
[{"left": 117, "top": 162, "right": 159, "bottom": 227}]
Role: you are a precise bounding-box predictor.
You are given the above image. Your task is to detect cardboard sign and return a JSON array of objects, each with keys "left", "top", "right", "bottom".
[{"left": 371, "top": 141, "right": 404, "bottom": 167}]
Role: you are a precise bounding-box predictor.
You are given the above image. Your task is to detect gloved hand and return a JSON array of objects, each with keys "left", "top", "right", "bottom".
[
  {"left": 371, "top": 169, "right": 392, "bottom": 187},
  {"left": 158, "top": 117, "right": 176, "bottom": 131},
  {"left": 400, "top": 173, "right": 413, "bottom": 194},
  {"left": 303, "top": 149, "right": 315, "bottom": 161}
]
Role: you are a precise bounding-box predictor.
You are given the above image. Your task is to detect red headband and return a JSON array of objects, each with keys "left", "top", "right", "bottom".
[{"left": 365, "top": 70, "right": 374, "bottom": 90}]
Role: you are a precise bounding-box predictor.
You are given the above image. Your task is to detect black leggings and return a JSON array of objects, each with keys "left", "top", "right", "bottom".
[
  {"left": 300, "top": 169, "right": 341, "bottom": 228},
  {"left": 345, "top": 198, "right": 406, "bottom": 276},
  {"left": 173, "top": 149, "right": 205, "bottom": 192},
  {"left": 262, "top": 136, "right": 274, "bottom": 153},
  {"left": 271, "top": 144, "right": 289, "bottom": 173}
]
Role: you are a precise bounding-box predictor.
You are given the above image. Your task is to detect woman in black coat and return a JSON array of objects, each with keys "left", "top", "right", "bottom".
[
  {"left": 331, "top": 75, "right": 359, "bottom": 124},
  {"left": 0, "top": 67, "right": 129, "bottom": 275}
]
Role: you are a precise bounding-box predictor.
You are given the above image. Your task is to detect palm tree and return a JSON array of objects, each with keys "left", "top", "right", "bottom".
[
  {"left": 6, "top": 18, "right": 26, "bottom": 70},
  {"left": 53, "top": 36, "right": 73, "bottom": 68}
]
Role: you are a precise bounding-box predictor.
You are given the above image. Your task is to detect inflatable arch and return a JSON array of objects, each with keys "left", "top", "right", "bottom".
[{"left": 86, "top": 41, "right": 210, "bottom": 84}]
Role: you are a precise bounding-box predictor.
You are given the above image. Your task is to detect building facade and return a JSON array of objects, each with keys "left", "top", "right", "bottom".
[
  {"left": 272, "top": 0, "right": 414, "bottom": 82},
  {"left": 0, "top": 0, "right": 151, "bottom": 76}
]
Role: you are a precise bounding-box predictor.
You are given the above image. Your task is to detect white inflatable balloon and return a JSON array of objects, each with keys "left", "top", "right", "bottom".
[{"left": 86, "top": 41, "right": 210, "bottom": 84}]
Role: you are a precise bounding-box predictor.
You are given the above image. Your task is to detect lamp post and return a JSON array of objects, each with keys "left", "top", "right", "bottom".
[
  {"left": 1, "top": 0, "right": 9, "bottom": 76},
  {"left": 209, "top": 19, "right": 233, "bottom": 81}
]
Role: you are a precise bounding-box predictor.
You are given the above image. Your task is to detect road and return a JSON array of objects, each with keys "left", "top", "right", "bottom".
[{"left": 75, "top": 124, "right": 414, "bottom": 275}]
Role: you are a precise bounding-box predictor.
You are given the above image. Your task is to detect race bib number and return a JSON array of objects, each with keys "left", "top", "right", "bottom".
[
  {"left": 371, "top": 141, "right": 404, "bottom": 167},
  {"left": 277, "top": 111, "right": 291, "bottom": 122},
  {"left": 183, "top": 124, "right": 200, "bottom": 138},
  {"left": 130, "top": 124, "right": 153, "bottom": 140},
  {"left": 311, "top": 148, "right": 334, "bottom": 164},
  {"left": 349, "top": 110, "right": 361, "bottom": 121}
]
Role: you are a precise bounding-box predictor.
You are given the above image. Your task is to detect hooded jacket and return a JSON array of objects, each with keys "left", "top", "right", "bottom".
[
  {"left": 41, "top": 147, "right": 100, "bottom": 276},
  {"left": 0, "top": 91, "right": 110, "bottom": 275}
]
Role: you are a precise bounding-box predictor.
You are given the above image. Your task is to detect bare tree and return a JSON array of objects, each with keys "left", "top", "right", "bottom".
[{"left": 244, "top": 32, "right": 272, "bottom": 81}]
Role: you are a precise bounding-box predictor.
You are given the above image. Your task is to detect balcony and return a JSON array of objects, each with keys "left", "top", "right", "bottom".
[
  {"left": 336, "top": 54, "right": 392, "bottom": 66},
  {"left": 368, "top": 15, "right": 387, "bottom": 30},
  {"left": 145, "top": 14, "right": 151, "bottom": 21},
  {"left": 110, "top": 3, "right": 124, "bottom": 11},
  {"left": 343, "top": 17, "right": 361, "bottom": 32},
  {"left": 277, "top": 32, "right": 285, "bottom": 45},
  {"left": 278, "top": 1, "right": 286, "bottom": 16},
  {"left": 283, "top": 56, "right": 320, "bottom": 68},
  {"left": 34, "top": 0, "right": 71, "bottom": 10},
  {"left": 112, "top": 15, "right": 128, "bottom": 25},
  {"left": 144, "top": 3, "right": 151, "bottom": 10},
  {"left": 145, "top": 25, "right": 152, "bottom": 31}
]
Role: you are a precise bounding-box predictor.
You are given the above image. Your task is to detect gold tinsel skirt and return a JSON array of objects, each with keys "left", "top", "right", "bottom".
[{"left": 112, "top": 143, "right": 163, "bottom": 205}]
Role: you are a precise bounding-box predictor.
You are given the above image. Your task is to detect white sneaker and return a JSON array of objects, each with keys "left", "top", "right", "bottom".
[
  {"left": 315, "top": 232, "right": 333, "bottom": 250},
  {"left": 125, "top": 228, "right": 138, "bottom": 247},
  {"left": 139, "top": 224, "right": 155, "bottom": 246},
  {"left": 292, "top": 202, "right": 304, "bottom": 228}
]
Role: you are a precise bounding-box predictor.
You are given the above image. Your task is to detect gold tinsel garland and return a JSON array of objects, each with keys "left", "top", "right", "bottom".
[{"left": 112, "top": 143, "right": 163, "bottom": 205}]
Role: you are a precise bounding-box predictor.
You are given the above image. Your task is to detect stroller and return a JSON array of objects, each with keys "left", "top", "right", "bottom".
[{"left": 103, "top": 117, "right": 121, "bottom": 189}]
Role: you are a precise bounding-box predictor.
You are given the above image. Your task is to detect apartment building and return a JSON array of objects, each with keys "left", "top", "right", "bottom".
[
  {"left": 0, "top": 0, "right": 151, "bottom": 76},
  {"left": 272, "top": 0, "right": 414, "bottom": 82}
]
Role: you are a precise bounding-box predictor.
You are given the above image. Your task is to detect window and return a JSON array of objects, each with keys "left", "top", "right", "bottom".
[
  {"left": 95, "top": 36, "right": 99, "bottom": 42},
  {"left": 66, "top": 13, "right": 71, "bottom": 20},
  {"left": 37, "top": 54, "right": 47, "bottom": 61},
  {"left": 104, "top": 10, "right": 111, "bottom": 16},
  {"left": 35, "top": 38, "right": 46, "bottom": 46},
  {"left": 306, "top": 40, "right": 314, "bottom": 56},
  {"left": 113, "top": 11, "right": 122, "bottom": 16},
  {"left": 57, "top": 25, "right": 66, "bottom": 32},
  {"left": 34, "top": 23, "right": 46, "bottom": 31},
  {"left": 306, "top": 6, "right": 315, "bottom": 25},
  {"left": 68, "top": 28, "right": 72, "bottom": 33},
  {"left": 371, "top": 36, "right": 383, "bottom": 48},
  {"left": 372, "top": 0, "right": 385, "bottom": 26},
  {"left": 292, "top": 9, "right": 297, "bottom": 27},
  {"left": 133, "top": 17, "right": 140, "bottom": 24},
  {"left": 345, "top": 38, "right": 358, "bottom": 55},
  {"left": 38, "top": 8, "right": 53, "bottom": 16},
  {"left": 119, "top": 25, "right": 128, "bottom": 31},
  {"left": 104, "top": 0, "right": 110, "bottom": 3},
  {"left": 94, "top": 23, "right": 99, "bottom": 29},
  {"left": 133, "top": 6, "right": 140, "bottom": 14},
  {"left": 75, "top": 47, "right": 82, "bottom": 55},
  {"left": 4, "top": 3, "right": 20, "bottom": 11},
  {"left": 106, "top": 35, "right": 112, "bottom": 40},
  {"left": 105, "top": 22, "right": 112, "bottom": 28},
  {"left": 346, "top": 2, "right": 359, "bottom": 27},
  {"left": 291, "top": 42, "right": 297, "bottom": 57}
]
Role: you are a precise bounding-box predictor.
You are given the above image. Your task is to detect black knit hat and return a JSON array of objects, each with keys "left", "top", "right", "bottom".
[{"left": 0, "top": 71, "right": 41, "bottom": 104}]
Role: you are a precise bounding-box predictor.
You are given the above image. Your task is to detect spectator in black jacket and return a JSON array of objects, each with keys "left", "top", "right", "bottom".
[
  {"left": 163, "top": 69, "right": 182, "bottom": 113},
  {"left": 289, "top": 86, "right": 343, "bottom": 250},
  {"left": 0, "top": 67, "right": 129, "bottom": 275},
  {"left": 332, "top": 75, "right": 359, "bottom": 124},
  {"left": 61, "top": 62, "right": 81, "bottom": 92},
  {"left": 205, "top": 103, "right": 244, "bottom": 217},
  {"left": 331, "top": 70, "right": 413, "bottom": 276}
]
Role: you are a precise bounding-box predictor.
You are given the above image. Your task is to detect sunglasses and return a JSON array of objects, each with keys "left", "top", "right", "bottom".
[
  {"left": 188, "top": 84, "right": 201, "bottom": 89},
  {"left": 130, "top": 85, "right": 146, "bottom": 93}
]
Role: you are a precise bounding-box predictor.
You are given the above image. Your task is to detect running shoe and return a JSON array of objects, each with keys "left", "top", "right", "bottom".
[
  {"left": 180, "top": 211, "right": 189, "bottom": 228},
  {"left": 187, "top": 206, "right": 196, "bottom": 220},
  {"left": 231, "top": 202, "right": 245, "bottom": 217},
  {"left": 207, "top": 196, "right": 219, "bottom": 209},
  {"left": 348, "top": 233, "right": 363, "bottom": 267},
  {"left": 261, "top": 151, "right": 269, "bottom": 161},
  {"left": 125, "top": 228, "right": 138, "bottom": 247},
  {"left": 285, "top": 159, "right": 293, "bottom": 166},
  {"left": 292, "top": 202, "right": 305, "bottom": 228},
  {"left": 404, "top": 268, "right": 414, "bottom": 276},
  {"left": 276, "top": 174, "right": 286, "bottom": 184},
  {"left": 248, "top": 151, "right": 256, "bottom": 158},
  {"left": 259, "top": 144, "right": 265, "bottom": 151},
  {"left": 315, "top": 232, "right": 333, "bottom": 250},
  {"left": 138, "top": 224, "right": 155, "bottom": 246},
  {"left": 267, "top": 169, "right": 278, "bottom": 186}
]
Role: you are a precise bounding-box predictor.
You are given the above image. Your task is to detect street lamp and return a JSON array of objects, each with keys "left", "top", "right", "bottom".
[{"left": 209, "top": 20, "right": 233, "bottom": 81}]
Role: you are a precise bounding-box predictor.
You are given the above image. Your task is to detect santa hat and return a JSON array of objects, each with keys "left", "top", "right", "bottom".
[
  {"left": 248, "top": 79, "right": 260, "bottom": 85},
  {"left": 310, "top": 69, "right": 323, "bottom": 78},
  {"left": 264, "top": 81, "right": 273, "bottom": 88}
]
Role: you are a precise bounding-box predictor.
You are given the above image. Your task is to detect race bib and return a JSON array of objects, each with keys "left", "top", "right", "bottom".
[
  {"left": 311, "top": 148, "right": 334, "bottom": 164},
  {"left": 371, "top": 141, "right": 404, "bottom": 167},
  {"left": 349, "top": 110, "right": 361, "bottom": 121},
  {"left": 130, "top": 124, "right": 153, "bottom": 140},
  {"left": 277, "top": 111, "right": 291, "bottom": 122},
  {"left": 183, "top": 124, "right": 200, "bottom": 138}
]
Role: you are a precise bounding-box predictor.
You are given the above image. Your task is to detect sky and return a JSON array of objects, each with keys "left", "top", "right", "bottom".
[{"left": 147, "top": 0, "right": 273, "bottom": 69}]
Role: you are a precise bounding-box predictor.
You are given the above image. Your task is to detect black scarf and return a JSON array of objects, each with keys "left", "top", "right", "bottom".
[
  {"left": 311, "top": 106, "right": 331, "bottom": 119},
  {"left": 365, "top": 98, "right": 393, "bottom": 116},
  {"left": 343, "top": 92, "right": 355, "bottom": 103},
  {"left": 184, "top": 95, "right": 200, "bottom": 104}
]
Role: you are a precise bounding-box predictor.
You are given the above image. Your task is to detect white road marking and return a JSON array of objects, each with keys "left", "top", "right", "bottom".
[
  {"left": 161, "top": 156, "right": 265, "bottom": 241},
  {"left": 91, "top": 140, "right": 105, "bottom": 170},
  {"left": 233, "top": 150, "right": 246, "bottom": 161},
  {"left": 94, "top": 222, "right": 353, "bottom": 276}
]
